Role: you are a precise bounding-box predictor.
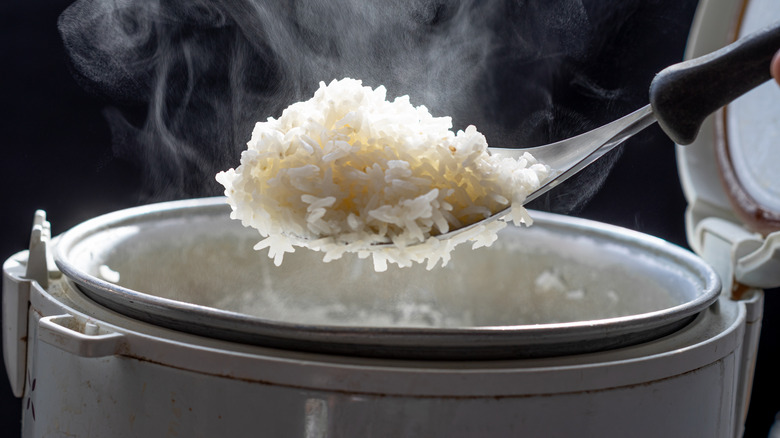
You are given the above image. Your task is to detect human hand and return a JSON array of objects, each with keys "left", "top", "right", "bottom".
[{"left": 773, "top": 49, "right": 780, "bottom": 84}]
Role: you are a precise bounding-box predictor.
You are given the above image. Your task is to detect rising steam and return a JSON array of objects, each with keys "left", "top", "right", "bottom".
[{"left": 58, "top": 0, "right": 653, "bottom": 212}]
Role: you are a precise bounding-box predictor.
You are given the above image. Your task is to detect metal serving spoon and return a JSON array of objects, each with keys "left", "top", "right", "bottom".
[{"left": 416, "top": 20, "right": 780, "bottom": 244}]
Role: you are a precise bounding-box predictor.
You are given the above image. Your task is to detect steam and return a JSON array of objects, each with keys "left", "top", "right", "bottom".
[{"left": 58, "top": 0, "right": 645, "bottom": 211}]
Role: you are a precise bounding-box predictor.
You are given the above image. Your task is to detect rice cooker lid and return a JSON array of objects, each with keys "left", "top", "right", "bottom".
[
  {"left": 676, "top": 0, "right": 780, "bottom": 291},
  {"left": 679, "top": 0, "right": 780, "bottom": 233}
]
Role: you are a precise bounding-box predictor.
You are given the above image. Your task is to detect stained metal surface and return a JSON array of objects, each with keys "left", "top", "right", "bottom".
[{"left": 53, "top": 197, "right": 720, "bottom": 360}]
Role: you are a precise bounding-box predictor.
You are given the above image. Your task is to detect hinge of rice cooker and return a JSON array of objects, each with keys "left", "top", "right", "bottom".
[
  {"left": 694, "top": 216, "right": 780, "bottom": 299},
  {"left": 2, "top": 210, "right": 59, "bottom": 397}
]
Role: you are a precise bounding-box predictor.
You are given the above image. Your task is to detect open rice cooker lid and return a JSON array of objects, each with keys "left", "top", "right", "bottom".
[
  {"left": 677, "top": 0, "right": 780, "bottom": 291},
  {"left": 53, "top": 197, "right": 720, "bottom": 360}
]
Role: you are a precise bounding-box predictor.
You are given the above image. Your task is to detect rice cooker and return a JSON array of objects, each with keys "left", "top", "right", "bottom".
[{"left": 4, "top": 0, "right": 780, "bottom": 436}]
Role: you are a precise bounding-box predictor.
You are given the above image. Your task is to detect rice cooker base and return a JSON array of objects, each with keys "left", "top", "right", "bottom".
[
  {"left": 9, "top": 265, "right": 761, "bottom": 437},
  {"left": 1, "top": 201, "right": 762, "bottom": 437}
]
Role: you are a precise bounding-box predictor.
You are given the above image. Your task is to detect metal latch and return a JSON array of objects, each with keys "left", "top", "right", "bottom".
[{"left": 694, "top": 216, "right": 780, "bottom": 297}]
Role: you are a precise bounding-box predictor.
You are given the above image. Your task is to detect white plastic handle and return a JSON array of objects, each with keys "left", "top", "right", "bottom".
[
  {"left": 736, "top": 231, "right": 780, "bottom": 288},
  {"left": 38, "top": 315, "right": 124, "bottom": 358}
]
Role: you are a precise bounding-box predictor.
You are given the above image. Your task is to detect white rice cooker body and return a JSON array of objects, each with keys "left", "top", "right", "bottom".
[{"left": 0, "top": 216, "right": 762, "bottom": 438}]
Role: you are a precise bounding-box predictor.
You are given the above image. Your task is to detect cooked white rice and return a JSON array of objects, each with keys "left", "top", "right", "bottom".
[{"left": 217, "top": 78, "right": 550, "bottom": 271}]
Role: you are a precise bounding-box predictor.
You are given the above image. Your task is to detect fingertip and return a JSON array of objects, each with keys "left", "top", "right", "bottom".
[{"left": 772, "top": 49, "right": 780, "bottom": 84}]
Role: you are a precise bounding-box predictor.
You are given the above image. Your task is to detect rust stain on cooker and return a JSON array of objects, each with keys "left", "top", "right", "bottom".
[
  {"left": 731, "top": 281, "right": 754, "bottom": 301},
  {"left": 116, "top": 350, "right": 716, "bottom": 401}
]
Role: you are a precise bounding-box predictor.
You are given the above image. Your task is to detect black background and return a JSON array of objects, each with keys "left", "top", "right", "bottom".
[{"left": 1, "top": 1, "right": 778, "bottom": 436}]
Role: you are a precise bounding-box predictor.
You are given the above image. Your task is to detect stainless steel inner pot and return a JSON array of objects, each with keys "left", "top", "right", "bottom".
[{"left": 53, "top": 197, "right": 720, "bottom": 360}]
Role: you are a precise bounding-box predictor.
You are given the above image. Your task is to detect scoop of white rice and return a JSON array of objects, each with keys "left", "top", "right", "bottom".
[{"left": 217, "top": 78, "right": 550, "bottom": 271}]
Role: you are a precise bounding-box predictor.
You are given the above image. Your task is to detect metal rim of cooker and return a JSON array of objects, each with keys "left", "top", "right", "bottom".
[{"left": 52, "top": 197, "right": 721, "bottom": 360}]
